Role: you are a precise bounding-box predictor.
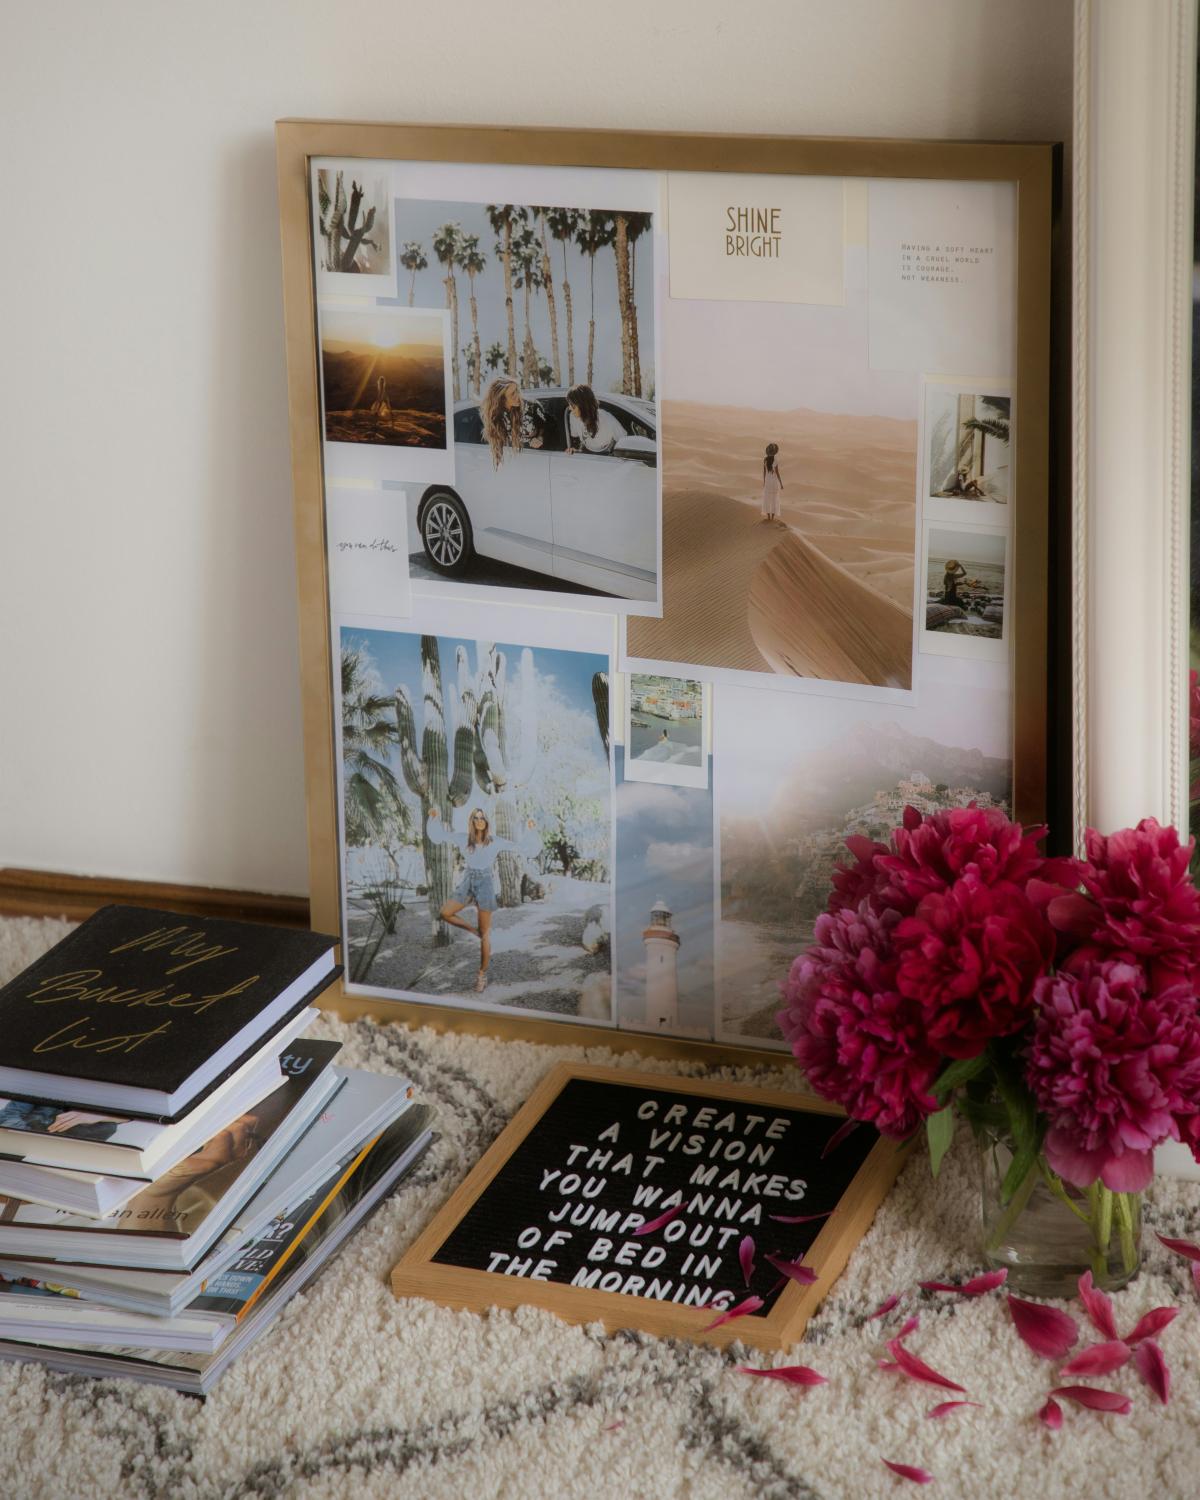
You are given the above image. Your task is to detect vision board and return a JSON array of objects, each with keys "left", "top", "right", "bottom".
[
  {"left": 390, "top": 1063, "right": 908, "bottom": 1349},
  {"left": 276, "top": 122, "right": 1056, "bottom": 1064}
]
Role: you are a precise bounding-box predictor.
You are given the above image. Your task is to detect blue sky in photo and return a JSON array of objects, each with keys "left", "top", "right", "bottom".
[
  {"left": 345, "top": 626, "right": 604, "bottom": 719},
  {"left": 614, "top": 746, "right": 715, "bottom": 1036}
]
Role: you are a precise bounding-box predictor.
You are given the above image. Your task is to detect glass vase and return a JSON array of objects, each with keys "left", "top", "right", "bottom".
[{"left": 978, "top": 1127, "right": 1142, "bottom": 1298}]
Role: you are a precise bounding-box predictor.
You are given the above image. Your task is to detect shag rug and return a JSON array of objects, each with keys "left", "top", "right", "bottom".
[{"left": 2, "top": 916, "right": 1200, "bottom": 1500}]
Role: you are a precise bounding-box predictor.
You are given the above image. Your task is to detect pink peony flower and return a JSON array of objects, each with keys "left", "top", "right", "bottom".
[
  {"left": 831, "top": 804, "right": 1079, "bottom": 924},
  {"left": 1047, "top": 820, "right": 1200, "bottom": 982},
  {"left": 1025, "top": 959, "right": 1200, "bottom": 1190},
  {"left": 894, "top": 877, "right": 1053, "bottom": 1058},
  {"left": 778, "top": 902, "right": 942, "bottom": 1138}
]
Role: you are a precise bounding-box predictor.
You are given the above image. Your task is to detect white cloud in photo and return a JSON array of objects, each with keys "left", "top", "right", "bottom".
[{"left": 644, "top": 840, "right": 710, "bottom": 875}]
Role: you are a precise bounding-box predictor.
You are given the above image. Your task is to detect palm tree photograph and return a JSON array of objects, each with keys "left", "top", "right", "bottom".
[
  {"left": 925, "top": 387, "right": 1012, "bottom": 504},
  {"left": 320, "top": 309, "right": 449, "bottom": 450},
  {"left": 394, "top": 198, "right": 655, "bottom": 402}
]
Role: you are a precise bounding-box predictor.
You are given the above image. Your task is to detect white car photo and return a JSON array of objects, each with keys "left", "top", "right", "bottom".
[{"left": 413, "top": 389, "right": 659, "bottom": 603}]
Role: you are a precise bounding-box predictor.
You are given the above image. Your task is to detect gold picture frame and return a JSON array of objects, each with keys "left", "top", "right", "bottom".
[{"left": 276, "top": 119, "right": 1058, "bottom": 1066}]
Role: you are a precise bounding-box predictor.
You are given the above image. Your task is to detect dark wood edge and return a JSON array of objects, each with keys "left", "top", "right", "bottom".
[{"left": 0, "top": 868, "right": 310, "bottom": 929}]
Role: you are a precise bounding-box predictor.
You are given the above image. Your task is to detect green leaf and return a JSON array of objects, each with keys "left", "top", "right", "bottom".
[
  {"left": 932, "top": 1054, "right": 990, "bottom": 1100},
  {"left": 926, "top": 1105, "right": 956, "bottom": 1178}
]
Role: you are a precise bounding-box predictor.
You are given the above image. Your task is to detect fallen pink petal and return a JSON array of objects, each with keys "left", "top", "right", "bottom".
[
  {"left": 1060, "top": 1341, "right": 1132, "bottom": 1377},
  {"left": 887, "top": 1339, "right": 967, "bottom": 1393},
  {"left": 1155, "top": 1232, "right": 1200, "bottom": 1263},
  {"left": 1049, "top": 1385, "right": 1133, "bottom": 1415},
  {"left": 1123, "top": 1307, "right": 1178, "bottom": 1346},
  {"left": 763, "top": 1252, "right": 818, "bottom": 1287},
  {"left": 896, "top": 1315, "right": 920, "bottom": 1340},
  {"left": 1038, "top": 1397, "right": 1063, "bottom": 1431},
  {"left": 768, "top": 1209, "right": 834, "bottom": 1225},
  {"left": 1077, "top": 1271, "right": 1119, "bottom": 1341},
  {"left": 739, "top": 1235, "right": 756, "bottom": 1287},
  {"left": 601, "top": 1421, "right": 625, "bottom": 1432},
  {"left": 919, "top": 1270, "right": 1008, "bottom": 1296},
  {"left": 882, "top": 1459, "right": 934, "bottom": 1484},
  {"left": 702, "top": 1295, "right": 764, "bottom": 1332},
  {"left": 1008, "top": 1295, "right": 1080, "bottom": 1360},
  {"left": 869, "top": 1294, "right": 903, "bottom": 1320},
  {"left": 634, "top": 1202, "right": 685, "bottom": 1237},
  {"left": 821, "top": 1118, "right": 860, "bottom": 1158},
  {"left": 926, "top": 1401, "right": 982, "bottom": 1419},
  {"left": 1132, "top": 1340, "right": 1170, "bottom": 1404},
  {"left": 738, "top": 1364, "right": 827, "bottom": 1387},
  {"left": 878, "top": 1359, "right": 901, "bottom": 1371}
]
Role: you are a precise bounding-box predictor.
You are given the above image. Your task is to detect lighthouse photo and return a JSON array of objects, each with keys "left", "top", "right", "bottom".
[{"left": 643, "top": 897, "right": 681, "bottom": 1030}]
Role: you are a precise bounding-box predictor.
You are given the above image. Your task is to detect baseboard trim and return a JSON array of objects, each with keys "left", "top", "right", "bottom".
[{"left": 0, "top": 868, "right": 311, "bottom": 929}]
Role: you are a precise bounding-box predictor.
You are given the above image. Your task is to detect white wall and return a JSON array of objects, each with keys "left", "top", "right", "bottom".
[{"left": 0, "top": 0, "right": 1073, "bottom": 897}]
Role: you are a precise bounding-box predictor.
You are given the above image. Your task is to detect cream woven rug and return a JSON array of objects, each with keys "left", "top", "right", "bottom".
[{"left": 2, "top": 915, "right": 1200, "bottom": 1500}]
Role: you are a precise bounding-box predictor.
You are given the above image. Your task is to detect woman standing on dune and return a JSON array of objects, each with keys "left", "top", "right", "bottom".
[{"left": 760, "top": 442, "right": 784, "bottom": 524}]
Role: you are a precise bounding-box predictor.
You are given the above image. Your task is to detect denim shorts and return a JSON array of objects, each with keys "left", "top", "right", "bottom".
[{"left": 454, "top": 867, "right": 498, "bottom": 912}]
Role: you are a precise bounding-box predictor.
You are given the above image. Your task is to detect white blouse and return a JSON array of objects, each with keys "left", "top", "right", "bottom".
[
  {"left": 568, "top": 407, "right": 625, "bottom": 454},
  {"left": 426, "top": 815, "right": 540, "bottom": 871}
]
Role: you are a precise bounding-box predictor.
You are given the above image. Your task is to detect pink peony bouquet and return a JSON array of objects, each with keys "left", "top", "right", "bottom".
[{"left": 779, "top": 808, "right": 1200, "bottom": 1231}]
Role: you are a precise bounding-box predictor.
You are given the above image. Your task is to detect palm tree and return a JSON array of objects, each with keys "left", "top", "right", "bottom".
[
  {"left": 624, "top": 213, "right": 652, "bottom": 399},
  {"left": 534, "top": 208, "right": 562, "bottom": 386},
  {"left": 486, "top": 205, "right": 524, "bottom": 377},
  {"left": 484, "top": 340, "right": 506, "bottom": 376},
  {"left": 575, "top": 211, "right": 614, "bottom": 388},
  {"left": 959, "top": 397, "right": 1011, "bottom": 478},
  {"left": 462, "top": 342, "right": 479, "bottom": 396},
  {"left": 399, "top": 240, "right": 428, "bottom": 307},
  {"left": 432, "top": 222, "right": 463, "bottom": 401},
  {"left": 511, "top": 226, "right": 543, "bottom": 386},
  {"left": 546, "top": 208, "right": 584, "bottom": 385},
  {"left": 341, "top": 645, "right": 407, "bottom": 848},
  {"left": 457, "top": 233, "right": 487, "bottom": 398},
  {"left": 612, "top": 212, "right": 633, "bottom": 395}
]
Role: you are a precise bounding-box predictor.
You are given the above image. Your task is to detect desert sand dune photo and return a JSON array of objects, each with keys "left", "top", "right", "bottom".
[{"left": 626, "top": 400, "right": 916, "bottom": 688}]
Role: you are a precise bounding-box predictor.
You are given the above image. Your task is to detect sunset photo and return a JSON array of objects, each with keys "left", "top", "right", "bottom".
[{"left": 320, "top": 310, "right": 449, "bottom": 451}]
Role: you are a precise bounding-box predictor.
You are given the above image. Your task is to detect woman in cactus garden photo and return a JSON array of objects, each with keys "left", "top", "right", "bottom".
[
  {"left": 426, "top": 806, "right": 540, "bottom": 992},
  {"left": 337, "top": 621, "right": 613, "bottom": 1016}
]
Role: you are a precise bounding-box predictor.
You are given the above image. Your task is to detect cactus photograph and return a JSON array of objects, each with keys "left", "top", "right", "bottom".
[
  {"left": 337, "top": 617, "right": 614, "bottom": 1020},
  {"left": 313, "top": 162, "right": 396, "bottom": 295}
]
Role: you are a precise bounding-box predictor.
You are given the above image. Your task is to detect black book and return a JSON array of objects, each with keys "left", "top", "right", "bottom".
[{"left": 0, "top": 906, "right": 339, "bottom": 1121}]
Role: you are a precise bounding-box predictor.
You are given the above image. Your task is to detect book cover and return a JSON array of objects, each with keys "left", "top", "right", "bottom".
[
  {"left": 0, "top": 1046, "right": 341, "bottom": 1245},
  {"left": 0, "top": 1039, "right": 341, "bottom": 1218},
  {"left": 0, "top": 1021, "right": 324, "bottom": 1177},
  {"left": 0, "top": 906, "right": 338, "bottom": 1114}
]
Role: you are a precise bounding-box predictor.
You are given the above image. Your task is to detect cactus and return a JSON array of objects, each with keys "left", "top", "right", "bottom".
[
  {"left": 393, "top": 635, "right": 541, "bottom": 929},
  {"left": 393, "top": 637, "right": 475, "bottom": 945},
  {"left": 592, "top": 671, "right": 609, "bottom": 761},
  {"left": 319, "top": 170, "right": 381, "bottom": 274},
  {"left": 454, "top": 641, "right": 539, "bottom": 907}
]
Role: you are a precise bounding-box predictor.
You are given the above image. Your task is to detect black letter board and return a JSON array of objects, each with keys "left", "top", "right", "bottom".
[{"left": 392, "top": 1063, "right": 909, "bottom": 1349}]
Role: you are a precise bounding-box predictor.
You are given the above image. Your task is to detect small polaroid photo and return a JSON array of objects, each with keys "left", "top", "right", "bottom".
[
  {"left": 921, "top": 378, "right": 1012, "bottom": 527},
  {"left": 319, "top": 305, "right": 455, "bottom": 486},
  {"left": 325, "top": 485, "right": 412, "bottom": 621},
  {"left": 921, "top": 522, "right": 1008, "bottom": 661},
  {"left": 312, "top": 160, "right": 398, "bottom": 298},
  {"left": 622, "top": 673, "right": 709, "bottom": 788}
]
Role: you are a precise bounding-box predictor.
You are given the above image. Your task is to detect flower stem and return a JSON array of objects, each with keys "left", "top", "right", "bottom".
[
  {"left": 984, "top": 1156, "right": 1040, "bottom": 1253},
  {"left": 1036, "top": 1159, "right": 1091, "bottom": 1224},
  {"left": 1113, "top": 1191, "right": 1138, "bottom": 1274}
]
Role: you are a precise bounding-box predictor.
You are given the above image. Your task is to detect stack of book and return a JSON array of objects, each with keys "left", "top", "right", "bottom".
[{"left": 0, "top": 905, "right": 433, "bottom": 1394}]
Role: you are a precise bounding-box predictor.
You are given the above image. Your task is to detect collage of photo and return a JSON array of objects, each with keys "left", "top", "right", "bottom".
[{"left": 315, "top": 157, "right": 1018, "bottom": 1053}]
